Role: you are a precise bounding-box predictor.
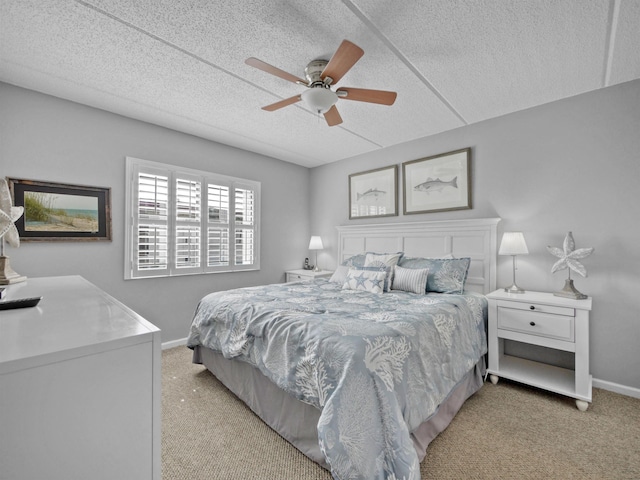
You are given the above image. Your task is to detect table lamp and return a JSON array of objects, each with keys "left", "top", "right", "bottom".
[
  {"left": 499, "top": 231, "right": 528, "bottom": 293},
  {"left": 308, "top": 236, "right": 324, "bottom": 272}
]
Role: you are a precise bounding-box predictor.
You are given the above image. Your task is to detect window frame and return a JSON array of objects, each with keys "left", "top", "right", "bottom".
[{"left": 125, "top": 157, "right": 260, "bottom": 280}]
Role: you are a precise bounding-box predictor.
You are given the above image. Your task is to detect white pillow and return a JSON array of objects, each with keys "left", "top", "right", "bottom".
[
  {"left": 329, "top": 265, "right": 349, "bottom": 284},
  {"left": 342, "top": 268, "right": 387, "bottom": 294},
  {"left": 364, "top": 252, "right": 402, "bottom": 267},
  {"left": 364, "top": 252, "right": 403, "bottom": 291},
  {"left": 392, "top": 266, "right": 429, "bottom": 294}
]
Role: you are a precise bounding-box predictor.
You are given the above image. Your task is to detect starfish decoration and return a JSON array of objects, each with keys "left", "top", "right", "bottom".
[
  {"left": 546, "top": 232, "right": 594, "bottom": 278},
  {"left": 0, "top": 178, "right": 24, "bottom": 249},
  {"left": 353, "top": 272, "right": 369, "bottom": 289},
  {"left": 369, "top": 275, "right": 384, "bottom": 290}
]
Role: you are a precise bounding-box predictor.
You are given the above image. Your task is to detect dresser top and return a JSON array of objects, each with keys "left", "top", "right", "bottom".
[{"left": 0, "top": 276, "right": 159, "bottom": 372}]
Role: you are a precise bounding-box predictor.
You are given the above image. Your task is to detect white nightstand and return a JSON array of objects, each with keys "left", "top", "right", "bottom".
[
  {"left": 486, "top": 289, "right": 593, "bottom": 411},
  {"left": 285, "top": 269, "right": 333, "bottom": 283}
]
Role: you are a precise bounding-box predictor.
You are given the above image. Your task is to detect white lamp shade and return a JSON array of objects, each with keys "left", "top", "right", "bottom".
[
  {"left": 301, "top": 88, "right": 338, "bottom": 114},
  {"left": 308, "top": 236, "right": 324, "bottom": 250},
  {"left": 499, "top": 232, "right": 529, "bottom": 256}
]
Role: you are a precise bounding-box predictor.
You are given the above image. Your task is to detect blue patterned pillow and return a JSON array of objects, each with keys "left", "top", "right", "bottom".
[
  {"left": 340, "top": 253, "right": 367, "bottom": 268},
  {"left": 342, "top": 268, "right": 386, "bottom": 294},
  {"left": 391, "top": 266, "right": 429, "bottom": 294},
  {"left": 341, "top": 251, "right": 404, "bottom": 269},
  {"left": 397, "top": 257, "right": 471, "bottom": 294}
]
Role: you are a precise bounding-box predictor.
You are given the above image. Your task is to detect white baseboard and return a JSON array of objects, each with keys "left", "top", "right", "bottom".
[
  {"left": 161, "top": 337, "right": 188, "bottom": 350},
  {"left": 593, "top": 377, "right": 640, "bottom": 399}
]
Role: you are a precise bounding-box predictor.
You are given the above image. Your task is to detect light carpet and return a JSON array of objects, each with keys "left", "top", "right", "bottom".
[{"left": 162, "top": 346, "right": 640, "bottom": 479}]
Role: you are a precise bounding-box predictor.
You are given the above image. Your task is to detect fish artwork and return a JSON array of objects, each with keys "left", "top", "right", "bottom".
[
  {"left": 414, "top": 176, "right": 458, "bottom": 194},
  {"left": 357, "top": 188, "right": 386, "bottom": 201}
]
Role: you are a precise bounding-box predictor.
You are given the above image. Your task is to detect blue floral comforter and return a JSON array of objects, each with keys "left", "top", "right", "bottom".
[{"left": 187, "top": 279, "right": 487, "bottom": 480}]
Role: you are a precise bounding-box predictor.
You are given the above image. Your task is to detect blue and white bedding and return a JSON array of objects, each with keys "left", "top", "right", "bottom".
[{"left": 187, "top": 279, "right": 487, "bottom": 480}]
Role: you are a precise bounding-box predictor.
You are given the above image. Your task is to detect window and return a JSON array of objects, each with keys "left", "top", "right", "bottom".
[{"left": 125, "top": 157, "right": 260, "bottom": 279}]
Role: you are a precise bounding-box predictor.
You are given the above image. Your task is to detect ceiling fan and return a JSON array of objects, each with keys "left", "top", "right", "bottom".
[{"left": 245, "top": 40, "right": 397, "bottom": 127}]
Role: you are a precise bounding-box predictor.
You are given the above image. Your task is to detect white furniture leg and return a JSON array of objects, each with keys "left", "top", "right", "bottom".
[
  {"left": 575, "top": 400, "right": 589, "bottom": 412},
  {"left": 490, "top": 374, "right": 499, "bottom": 385}
]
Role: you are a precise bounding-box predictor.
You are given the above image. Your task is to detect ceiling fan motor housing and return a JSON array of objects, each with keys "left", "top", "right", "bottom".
[{"left": 304, "top": 59, "right": 330, "bottom": 85}]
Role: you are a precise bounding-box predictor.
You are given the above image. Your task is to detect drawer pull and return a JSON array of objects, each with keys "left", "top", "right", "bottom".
[
  {"left": 530, "top": 305, "right": 535, "bottom": 310},
  {"left": 530, "top": 321, "right": 536, "bottom": 326}
]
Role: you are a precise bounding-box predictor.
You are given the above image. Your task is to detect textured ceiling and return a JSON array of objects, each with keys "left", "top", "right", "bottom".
[{"left": 1, "top": 0, "right": 639, "bottom": 168}]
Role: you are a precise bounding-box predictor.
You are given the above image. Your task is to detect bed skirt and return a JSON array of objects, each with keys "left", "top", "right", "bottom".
[{"left": 192, "top": 345, "right": 485, "bottom": 470}]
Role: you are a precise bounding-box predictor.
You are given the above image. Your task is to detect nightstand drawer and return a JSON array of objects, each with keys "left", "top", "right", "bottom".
[
  {"left": 285, "top": 270, "right": 333, "bottom": 283},
  {"left": 497, "top": 300, "right": 574, "bottom": 317},
  {"left": 286, "top": 272, "right": 312, "bottom": 282},
  {"left": 498, "top": 306, "right": 574, "bottom": 342}
]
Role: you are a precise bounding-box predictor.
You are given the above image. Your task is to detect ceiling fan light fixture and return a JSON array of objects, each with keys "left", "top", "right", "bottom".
[{"left": 301, "top": 87, "right": 338, "bottom": 114}]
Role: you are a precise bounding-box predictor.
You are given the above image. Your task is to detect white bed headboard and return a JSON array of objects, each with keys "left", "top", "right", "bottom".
[{"left": 336, "top": 218, "right": 500, "bottom": 294}]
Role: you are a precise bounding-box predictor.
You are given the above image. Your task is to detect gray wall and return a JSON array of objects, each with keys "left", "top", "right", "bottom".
[
  {"left": 0, "top": 82, "right": 310, "bottom": 342},
  {"left": 2, "top": 79, "right": 639, "bottom": 392},
  {"left": 310, "top": 79, "right": 640, "bottom": 391}
]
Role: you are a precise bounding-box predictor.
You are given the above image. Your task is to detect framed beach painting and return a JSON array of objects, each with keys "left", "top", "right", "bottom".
[
  {"left": 8, "top": 178, "right": 112, "bottom": 241},
  {"left": 349, "top": 165, "right": 398, "bottom": 219},
  {"left": 402, "top": 148, "right": 471, "bottom": 215}
]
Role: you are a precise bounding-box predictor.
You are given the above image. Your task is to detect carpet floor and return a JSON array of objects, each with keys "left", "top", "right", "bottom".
[{"left": 162, "top": 346, "right": 640, "bottom": 479}]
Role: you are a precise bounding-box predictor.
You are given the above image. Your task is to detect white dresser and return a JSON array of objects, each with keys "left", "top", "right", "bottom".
[{"left": 0, "top": 276, "right": 161, "bottom": 480}]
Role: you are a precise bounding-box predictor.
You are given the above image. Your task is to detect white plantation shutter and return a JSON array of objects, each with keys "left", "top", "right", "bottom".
[
  {"left": 235, "top": 187, "right": 255, "bottom": 226},
  {"left": 125, "top": 157, "right": 259, "bottom": 279},
  {"left": 235, "top": 228, "right": 255, "bottom": 265},
  {"left": 173, "top": 177, "right": 201, "bottom": 273},
  {"left": 234, "top": 186, "right": 256, "bottom": 266},
  {"left": 137, "top": 225, "right": 168, "bottom": 271},
  {"left": 138, "top": 173, "right": 169, "bottom": 219},
  {"left": 206, "top": 183, "right": 230, "bottom": 269},
  {"left": 175, "top": 226, "right": 200, "bottom": 268},
  {"left": 135, "top": 171, "right": 169, "bottom": 276},
  {"left": 176, "top": 178, "right": 201, "bottom": 221},
  {"left": 207, "top": 227, "right": 229, "bottom": 266}
]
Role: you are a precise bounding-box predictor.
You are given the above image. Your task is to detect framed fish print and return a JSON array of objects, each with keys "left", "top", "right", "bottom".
[
  {"left": 402, "top": 148, "right": 471, "bottom": 215},
  {"left": 349, "top": 165, "right": 398, "bottom": 219}
]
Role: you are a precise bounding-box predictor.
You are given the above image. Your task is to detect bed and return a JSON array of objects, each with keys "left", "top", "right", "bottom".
[{"left": 187, "top": 218, "right": 500, "bottom": 479}]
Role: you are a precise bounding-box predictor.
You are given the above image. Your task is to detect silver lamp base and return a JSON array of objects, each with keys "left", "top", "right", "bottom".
[
  {"left": 504, "top": 284, "right": 525, "bottom": 294},
  {"left": 554, "top": 278, "right": 587, "bottom": 300},
  {"left": 504, "top": 255, "right": 524, "bottom": 293}
]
